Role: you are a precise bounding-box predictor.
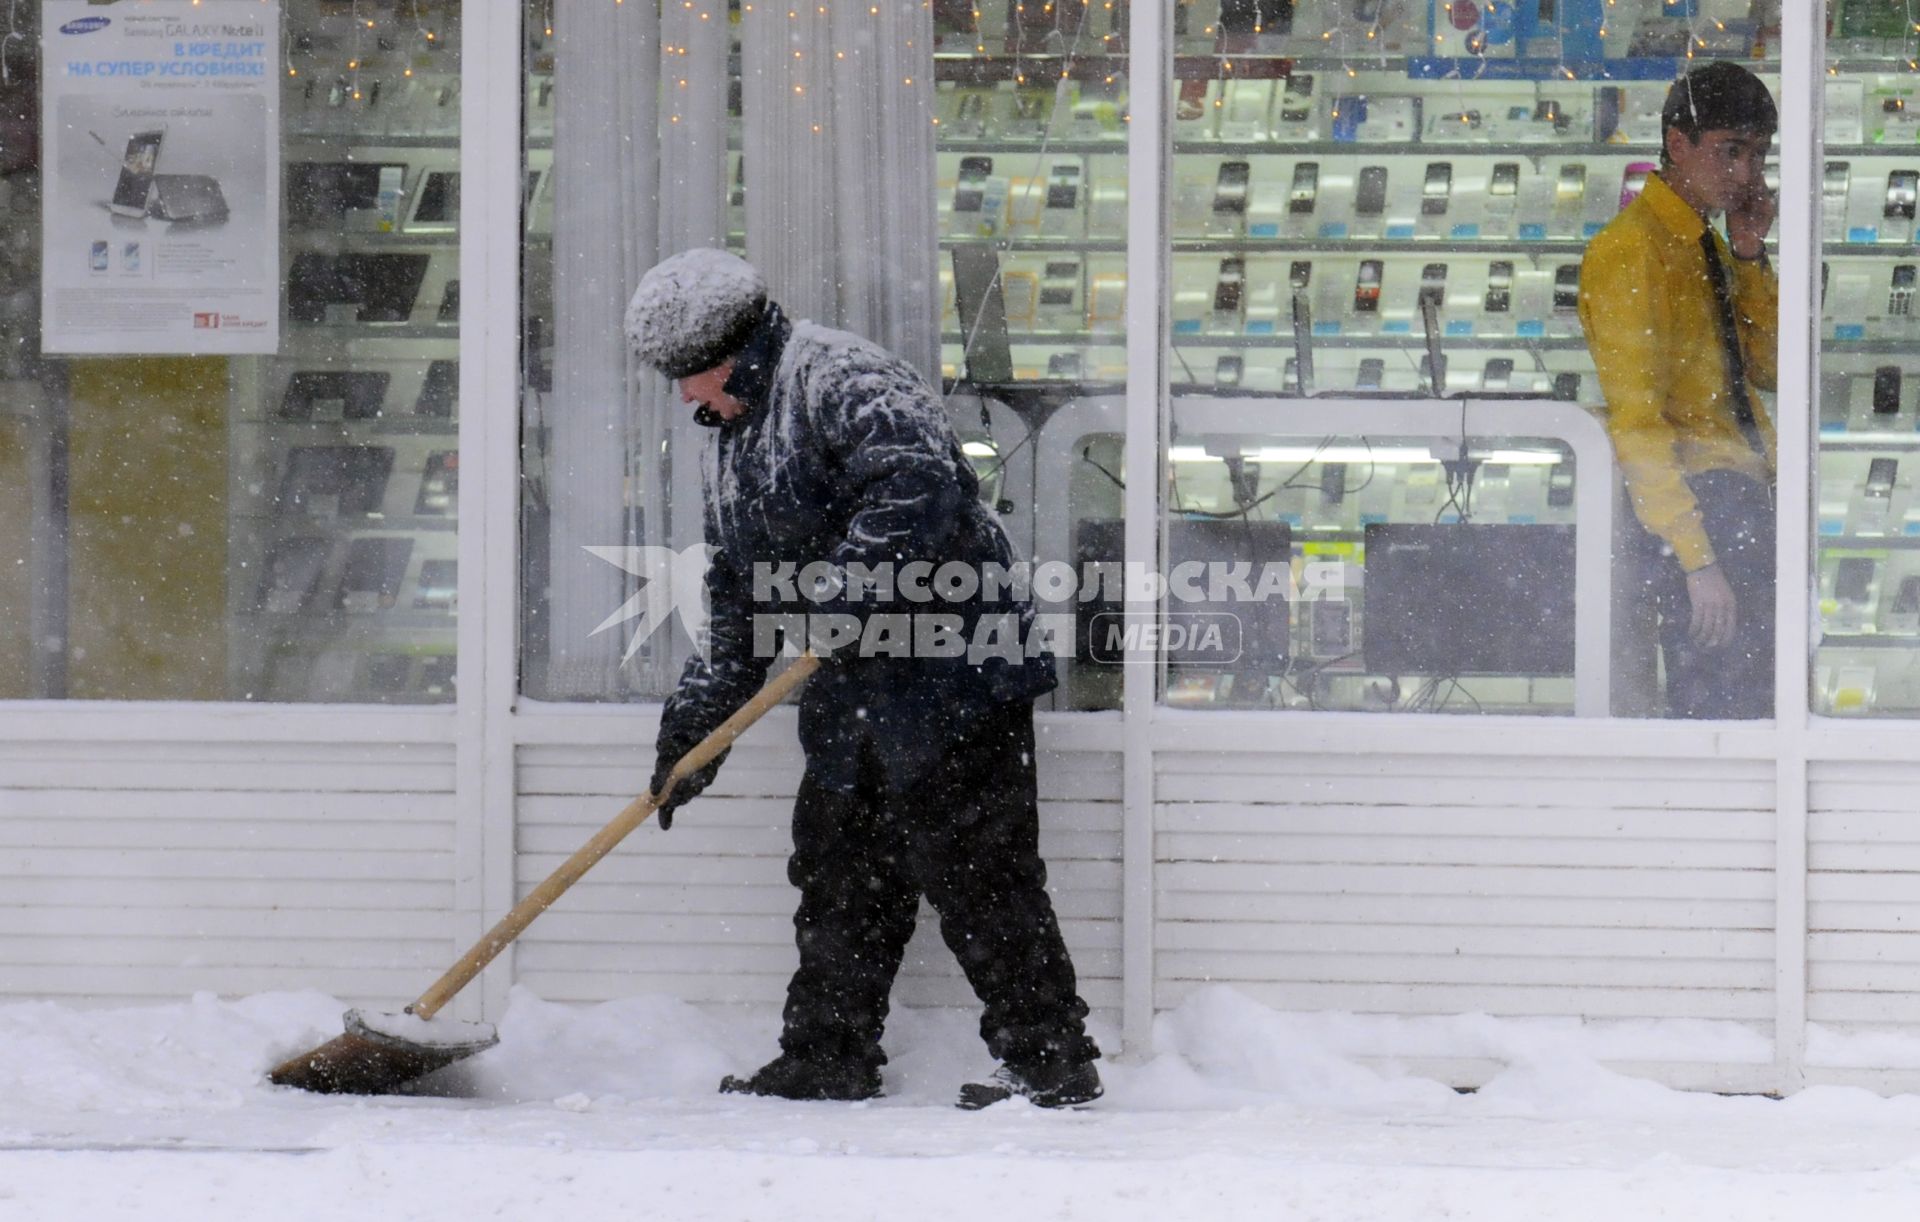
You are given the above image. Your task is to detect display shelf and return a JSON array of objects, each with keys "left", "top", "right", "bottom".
[
  {"left": 238, "top": 514, "right": 457, "bottom": 533},
  {"left": 1169, "top": 238, "right": 1594, "bottom": 255},
  {"left": 237, "top": 418, "right": 460, "bottom": 437},
  {"left": 1818, "top": 533, "right": 1920, "bottom": 549},
  {"left": 951, "top": 330, "right": 1591, "bottom": 352},
  {"left": 1172, "top": 140, "right": 1658, "bottom": 158},
  {"left": 1818, "top": 633, "right": 1920, "bottom": 649},
  {"left": 1816, "top": 431, "right": 1920, "bottom": 449},
  {"left": 284, "top": 323, "right": 458, "bottom": 343},
  {"left": 1822, "top": 340, "right": 1920, "bottom": 356}
]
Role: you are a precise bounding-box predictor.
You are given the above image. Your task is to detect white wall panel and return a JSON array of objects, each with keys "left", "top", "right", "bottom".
[
  {"left": 1154, "top": 751, "right": 1777, "bottom": 1039},
  {"left": 512, "top": 737, "right": 1124, "bottom": 1020},
  {"left": 1806, "top": 761, "right": 1920, "bottom": 1051},
  {"left": 0, "top": 737, "right": 459, "bottom": 1005}
]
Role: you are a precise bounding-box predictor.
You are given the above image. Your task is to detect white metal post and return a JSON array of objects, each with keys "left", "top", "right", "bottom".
[
  {"left": 1771, "top": 0, "right": 1819, "bottom": 1094},
  {"left": 1120, "top": 0, "right": 1169, "bottom": 1057},
  {"left": 458, "top": 0, "right": 524, "bottom": 1024}
]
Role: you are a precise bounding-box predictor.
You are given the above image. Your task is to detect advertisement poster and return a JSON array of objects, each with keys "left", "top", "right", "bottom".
[{"left": 41, "top": 0, "right": 280, "bottom": 355}]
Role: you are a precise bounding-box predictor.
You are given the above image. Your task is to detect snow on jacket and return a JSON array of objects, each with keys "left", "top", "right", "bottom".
[{"left": 658, "top": 301, "right": 1058, "bottom": 792}]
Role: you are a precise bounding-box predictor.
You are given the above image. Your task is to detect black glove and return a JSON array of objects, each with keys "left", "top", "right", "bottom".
[{"left": 649, "top": 737, "right": 728, "bottom": 830}]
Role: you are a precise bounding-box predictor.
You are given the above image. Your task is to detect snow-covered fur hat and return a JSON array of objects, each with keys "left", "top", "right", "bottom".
[{"left": 625, "top": 248, "right": 769, "bottom": 379}]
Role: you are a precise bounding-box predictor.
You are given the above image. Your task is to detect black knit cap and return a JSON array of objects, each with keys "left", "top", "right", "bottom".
[{"left": 1662, "top": 60, "right": 1777, "bottom": 142}]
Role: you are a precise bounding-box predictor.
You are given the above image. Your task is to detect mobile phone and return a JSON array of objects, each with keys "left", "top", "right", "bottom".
[
  {"left": 1555, "top": 164, "right": 1587, "bottom": 205},
  {"left": 110, "top": 130, "right": 165, "bottom": 217},
  {"left": 1288, "top": 162, "right": 1319, "bottom": 215},
  {"left": 1289, "top": 260, "right": 1312, "bottom": 291},
  {"left": 1320, "top": 463, "right": 1347, "bottom": 507},
  {"left": 1867, "top": 457, "right": 1899, "bottom": 498},
  {"left": 1489, "top": 162, "right": 1520, "bottom": 197},
  {"left": 1354, "top": 166, "right": 1388, "bottom": 217},
  {"left": 1421, "top": 163, "right": 1452, "bottom": 217},
  {"left": 1356, "top": 357, "right": 1385, "bottom": 389},
  {"left": 1484, "top": 260, "right": 1513, "bottom": 313},
  {"left": 1215, "top": 354, "right": 1244, "bottom": 387},
  {"left": 1280, "top": 73, "right": 1314, "bottom": 123},
  {"left": 1886, "top": 170, "right": 1918, "bottom": 221},
  {"left": 1895, "top": 575, "right": 1920, "bottom": 616},
  {"left": 1874, "top": 366, "right": 1904, "bottom": 415},
  {"left": 1283, "top": 357, "right": 1301, "bottom": 394},
  {"left": 1046, "top": 162, "right": 1081, "bottom": 209},
  {"left": 1620, "top": 161, "right": 1655, "bottom": 210},
  {"left": 1534, "top": 99, "right": 1568, "bottom": 132},
  {"left": 1213, "top": 161, "right": 1251, "bottom": 217},
  {"left": 1892, "top": 266, "right": 1916, "bottom": 316},
  {"left": 1552, "top": 264, "right": 1581, "bottom": 312},
  {"left": 953, "top": 155, "right": 992, "bottom": 213},
  {"left": 1552, "top": 372, "right": 1582, "bottom": 400},
  {"left": 1353, "top": 260, "right": 1382, "bottom": 313},
  {"left": 1213, "top": 257, "right": 1246, "bottom": 315},
  {"left": 1836, "top": 556, "right": 1877, "bottom": 604},
  {"left": 1039, "top": 259, "right": 1080, "bottom": 308},
  {"left": 1483, "top": 357, "right": 1514, "bottom": 391},
  {"left": 1418, "top": 262, "right": 1448, "bottom": 308},
  {"left": 1824, "top": 162, "right": 1851, "bottom": 219}
]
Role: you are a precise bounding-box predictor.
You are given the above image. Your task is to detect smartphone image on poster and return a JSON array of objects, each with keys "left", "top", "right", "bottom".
[
  {"left": 110, "top": 130, "right": 164, "bottom": 217},
  {"left": 1354, "top": 166, "right": 1388, "bottom": 217},
  {"left": 88, "top": 241, "right": 109, "bottom": 272}
]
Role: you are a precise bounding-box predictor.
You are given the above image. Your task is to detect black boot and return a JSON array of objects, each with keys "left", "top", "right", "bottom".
[
  {"left": 719, "top": 1053, "right": 882, "bottom": 1102},
  {"left": 957, "top": 1059, "right": 1103, "bottom": 1110}
]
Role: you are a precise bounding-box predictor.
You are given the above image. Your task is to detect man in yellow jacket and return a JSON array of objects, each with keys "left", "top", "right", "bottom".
[{"left": 1579, "top": 61, "right": 1778, "bottom": 718}]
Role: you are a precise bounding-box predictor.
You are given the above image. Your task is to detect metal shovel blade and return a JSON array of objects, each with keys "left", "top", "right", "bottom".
[{"left": 267, "top": 1009, "right": 499, "bottom": 1095}]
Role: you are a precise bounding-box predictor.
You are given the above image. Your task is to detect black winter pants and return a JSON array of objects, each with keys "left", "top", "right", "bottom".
[
  {"left": 778, "top": 701, "right": 1100, "bottom": 1071},
  {"left": 1649, "top": 470, "right": 1776, "bottom": 720}
]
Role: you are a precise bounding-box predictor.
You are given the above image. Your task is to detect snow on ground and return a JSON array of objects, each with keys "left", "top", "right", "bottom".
[{"left": 5, "top": 985, "right": 1920, "bottom": 1220}]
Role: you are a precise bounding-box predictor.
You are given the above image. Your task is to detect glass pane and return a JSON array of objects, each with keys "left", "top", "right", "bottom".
[
  {"left": 1148, "top": 4, "right": 1780, "bottom": 717},
  {"left": 0, "top": 0, "right": 462, "bottom": 702},
  {"left": 1815, "top": 14, "right": 1920, "bottom": 715},
  {"left": 523, "top": 2, "right": 1131, "bottom": 707}
]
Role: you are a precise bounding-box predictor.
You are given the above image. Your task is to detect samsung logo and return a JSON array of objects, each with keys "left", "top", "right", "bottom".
[{"left": 59, "top": 16, "right": 111, "bottom": 35}]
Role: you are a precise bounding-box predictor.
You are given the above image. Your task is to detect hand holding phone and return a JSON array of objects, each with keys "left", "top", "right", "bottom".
[{"left": 1727, "top": 182, "right": 1776, "bottom": 260}]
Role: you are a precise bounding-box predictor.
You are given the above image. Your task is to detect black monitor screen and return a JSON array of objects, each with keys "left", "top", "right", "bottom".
[
  {"left": 1362, "top": 523, "right": 1575, "bottom": 676},
  {"left": 1074, "top": 518, "right": 1291, "bottom": 670}
]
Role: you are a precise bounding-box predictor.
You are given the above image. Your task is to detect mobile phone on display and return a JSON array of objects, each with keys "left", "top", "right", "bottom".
[
  {"left": 1874, "top": 366, "right": 1904, "bottom": 415},
  {"left": 1484, "top": 260, "right": 1514, "bottom": 313},
  {"left": 1489, "top": 163, "right": 1520, "bottom": 197},
  {"left": 1289, "top": 260, "right": 1312, "bottom": 291},
  {"left": 1555, "top": 164, "right": 1587, "bottom": 205},
  {"left": 1418, "top": 262, "right": 1448, "bottom": 308},
  {"left": 1534, "top": 99, "right": 1568, "bottom": 131},
  {"left": 1213, "top": 257, "right": 1246, "bottom": 315},
  {"left": 1620, "top": 161, "right": 1655, "bottom": 209},
  {"left": 1836, "top": 557, "right": 1878, "bottom": 604},
  {"left": 1214, "top": 161, "right": 1251, "bottom": 217},
  {"left": 1552, "top": 264, "right": 1581, "bottom": 312},
  {"left": 1483, "top": 357, "right": 1514, "bottom": 391},
  {"left": 1824, "top": 162, "right": 1851, "bottom": 223},
  {"left": 1895, "top": 575, "right": 1920, "bottom": 617},
  {"left": 1288, "top": 162, "right": 1319, "bottom": 215},
  {"left": 1353, "top": 259, "right": 1383, "bottom": 312},
  {"left": 1354, "top": 166, "right": 1388, "bottom": 217},
  {"left": 1356, "top": 357, "right": 1385, "bottom": 389},
  {"left": 1892, "top": 266, "right": 1916, "bottom": 316},
  {"left": 1215, "top": 355, "right": 1244, "bottom": 387},
  {"left": 1046, "top": 162, "right": 1081, "bottom": 209},
  {"left": 1280, "top": 73, "right": 1315, "bottom": 123},
  {"left": 1867, "top": 457, "right": 1899, "bottom": 499},
  {"left": 953, "top": 156, "right": 992, "bottom": 213},
  {"left": 1421, "top": 163, "right": 1452, "bottom": 216},
  {"left": 1886, "top": 170, "right": 1918, "bottom": 220},
  {"left": 109, "top": 130, "right": 165, "bottom": 217}
]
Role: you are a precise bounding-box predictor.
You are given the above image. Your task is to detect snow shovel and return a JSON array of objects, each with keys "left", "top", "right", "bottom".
[{"left": 268, "top": 651, "right": 822, "bottom": 1095}]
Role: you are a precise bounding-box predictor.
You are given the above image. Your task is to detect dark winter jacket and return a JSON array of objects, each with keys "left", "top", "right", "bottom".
[{"left": 658, "top": 302, "right": 1057, "bottom": 792}]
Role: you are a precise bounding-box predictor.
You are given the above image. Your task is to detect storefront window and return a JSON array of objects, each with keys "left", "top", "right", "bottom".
[
  {"left": 522, "top": 2, "right": 1132, "bottom": 706},
  {"left": 1813, "top": 14, "right": 1920, "bottom": 715},
  {"left": 0, "top": 0, "right": 462, "bottom": 702},
  {"left": 1141, "top": 2, "right": 1781, "bottom": 717}
]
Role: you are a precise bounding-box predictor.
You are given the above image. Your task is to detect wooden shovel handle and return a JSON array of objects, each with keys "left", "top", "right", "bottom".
[{"left": 408, "top": 652, "right": 820, "bottom": 1020}]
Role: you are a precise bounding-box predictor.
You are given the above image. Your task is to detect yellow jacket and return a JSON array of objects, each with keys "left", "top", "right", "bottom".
[{"left": 1578, "top": 172, "right": 1778, "bottom": 573}]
